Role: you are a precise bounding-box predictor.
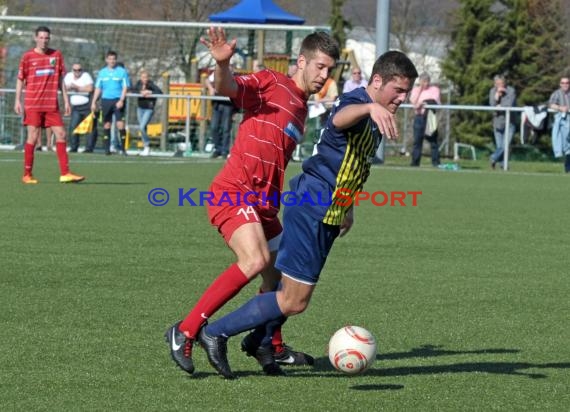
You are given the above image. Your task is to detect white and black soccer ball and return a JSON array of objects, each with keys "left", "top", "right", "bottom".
[{"left": 328, "top": 326, "right": 377, "bottom": 375}]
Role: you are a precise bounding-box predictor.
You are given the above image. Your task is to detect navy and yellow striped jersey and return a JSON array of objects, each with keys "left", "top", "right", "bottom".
[{"left": 290, "top": 87, "right": 381, "bottom": 225}]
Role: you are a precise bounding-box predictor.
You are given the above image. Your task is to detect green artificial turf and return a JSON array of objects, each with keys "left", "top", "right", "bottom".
[{"left": 0, "top": 151, "right": 569, "bottom": 411}]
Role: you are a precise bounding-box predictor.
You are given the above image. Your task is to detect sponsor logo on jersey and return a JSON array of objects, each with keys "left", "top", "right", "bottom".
[
  {"left": 284, "top": 122, "right": 302, "bottom": 142},
  {"left": 35, "top": 68, "right": 55, "bottom": 76}
]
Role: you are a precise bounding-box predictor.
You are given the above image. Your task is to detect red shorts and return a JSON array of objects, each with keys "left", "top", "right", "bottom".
[
  {"left": 207, "top": 182, "right": 283, "bottom": 244},
  {"left": 23, "top": 111, "right": 64, "bottom": 128}
]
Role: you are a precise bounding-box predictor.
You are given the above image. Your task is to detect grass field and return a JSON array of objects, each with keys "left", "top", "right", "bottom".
[{"left": 1, "top": 151, "right": 569, "bottom": 411}]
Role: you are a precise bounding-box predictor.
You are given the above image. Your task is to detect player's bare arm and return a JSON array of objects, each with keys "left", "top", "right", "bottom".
[
  {"left": 60, "top": 78, "right": 71, "bottom": 116},
  {"left": 332, "top": 103, "right": 398, "bottom": 139},
  {"left": 117, "top": 86, "right": 127, "bottom": 109},
  {"left": 331, "top": 103, "right": 371, "bottom": 130},
  {"left": 339, "top": 207, "right": 354, "bottom": 238},
  {"left": 91, "top": 88, "right": 101, "bottom": 112},
  {"left": 14, "top": 79, "right": 23, "bottom": 115}
]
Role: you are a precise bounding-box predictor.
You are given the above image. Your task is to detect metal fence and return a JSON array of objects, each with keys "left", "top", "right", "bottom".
[
  {"left": 0, "top": 88, "right": 233, "bottom": 154},
  {"left": 1, "top": 86, "right": 556, "bottom": 170}
]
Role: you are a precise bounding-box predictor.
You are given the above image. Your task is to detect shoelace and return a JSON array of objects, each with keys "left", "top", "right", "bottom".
[
  {"left": 277, "top": 344, "right": 307, "bottom": 361},
  {"left": 183, "top": 339, "right": 193, "bottom": 358}
]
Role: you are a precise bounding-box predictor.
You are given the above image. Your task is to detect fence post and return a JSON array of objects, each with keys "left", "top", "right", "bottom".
[
  {"left": 400, "top": 108, "right": 409, "bottom": 155},
  {"left": 199, "top": 73, "right": 208, "bottom": 152},
  {"left": 445, "top": 84, "right": 451, "bottom": 157},
  {"left": 185, "top": 96, "right": 191, "bottom": 154},
  {"left": 161, "top": 72, "right": 170, "bottom": 152},
  {"left": 503, "top": 109, "right": 511, "bottom": 171}
]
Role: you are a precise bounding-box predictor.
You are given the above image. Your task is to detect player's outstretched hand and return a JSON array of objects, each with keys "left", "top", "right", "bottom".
[
  {"left": 339, "top": 208, "right": 354, "bottom": 238},
  {"left": 200, "top": 27, "right": 237, "bottom": 64},
  {"left": 370, "top": 103, "right": 398, "bottom": 141}
]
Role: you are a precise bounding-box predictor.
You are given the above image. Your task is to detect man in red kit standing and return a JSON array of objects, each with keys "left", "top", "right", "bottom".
[
  {"left": 165, "top": 27, "right": 340, "bottom": 377},
  {"left": 14, "top": 26, "right": 85, "bottom": 184}
]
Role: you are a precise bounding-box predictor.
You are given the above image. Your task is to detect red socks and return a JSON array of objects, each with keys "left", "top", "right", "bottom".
[
  {"left": 24, "top": 141, "right": 70, "bottom": 177},
  {"left": 179, "top": 263, "right": 250, "bottom": 339},
  {"left": 272, "top": 327, "right": 284, "bottom": 351},
  {"left": 56, "top": 141, "right": 69, "bottom": 175},
  {"left": 23, "top": 143, "right": 35, "bottom": 176}
]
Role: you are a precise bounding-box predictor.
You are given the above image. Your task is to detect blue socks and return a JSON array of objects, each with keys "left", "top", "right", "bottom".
[{"left": 206, "top": 292, "right": 283, "bottom": 338}]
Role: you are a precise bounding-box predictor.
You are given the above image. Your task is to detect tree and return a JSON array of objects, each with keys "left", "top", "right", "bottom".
[
  {"left": 119, "top": 0, "right": 236, "bottom": 82},
  {"left": 441, "top": 0, "right": 513, "bottom": 146},
  {"left": 442, "top": 0, "right": 567, "bottom": 148},
  {"left": 509, "top": 0, "right": 566, "bottom": 106},
  {"left": 391, "top": 0, "right": 454, "bottom": 54},
  {"left": 4, "top": 0, "right": 235, "bottom": 82},
  {"left": 0, "top": 0, "right": 9, "bottom": 87},
  {"left": 329, "top": 0, "right": 351, "bottom": 49}
]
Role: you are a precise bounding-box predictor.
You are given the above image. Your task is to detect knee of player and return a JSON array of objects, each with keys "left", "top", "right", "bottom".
[
  {"left": 278, "top": 296, "right": 309, "bottom": 317},
  {"left": 54, "top": 132, "right": 66, "bottom": 141},
  {"left": 238, "top": 254, "right": 271, "bottom": 278},
  {"left": 283, "top": 302, "right": 308, "bottom": 317}
]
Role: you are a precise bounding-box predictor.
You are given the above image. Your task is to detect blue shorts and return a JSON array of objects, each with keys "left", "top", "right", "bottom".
[{"left": 275, "top": 204, "right": 340, "bottom": 285}]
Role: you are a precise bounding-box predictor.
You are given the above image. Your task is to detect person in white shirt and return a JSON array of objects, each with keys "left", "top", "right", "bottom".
[
  {"left": 342, "top": 67, "right": 368, "bottom": 94},
  {"left": 64, "top": 64, "right": 96, "bottom": 152}
]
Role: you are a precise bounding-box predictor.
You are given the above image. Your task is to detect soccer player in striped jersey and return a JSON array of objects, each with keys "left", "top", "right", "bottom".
[
  {"left": 15, "top": 26, "right": 85, "bottom": 184},
  {"left": 165, "top": 27, "right": 340, "bottom": 377},
  {"left": 197, "top": 51, "right": 418, "bottom": 378}
]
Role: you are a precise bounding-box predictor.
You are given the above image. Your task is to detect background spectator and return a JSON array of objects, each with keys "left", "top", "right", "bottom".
[
  {"left": 205, "top": 65, "right": 235, "bottom": 159},
  {"left": 342, "top": 66, "right": 368, "bottom": 94},
  {"left": 549, "top": 76, "right": 570, "bottom": 172},
  {"left": 314, "top": 76, "right": 338, "bottom": 126},
  {"left": 489, "top": 74, "right": 516, "bottom": 169},
  {"left": 64, "top": 63, "right": 96, "bottom": 153},
  {"left": 131, "top": 69, "right": 162, "bottom": 156},
  {"left": 409, "top": 72, "right": 441, "bottom": 167},
  {"left": 287, "top": 62, "right": 298, "bottom": 78},
  {"left": 91, "top": 50, "right": 130, "bottom": 156}
]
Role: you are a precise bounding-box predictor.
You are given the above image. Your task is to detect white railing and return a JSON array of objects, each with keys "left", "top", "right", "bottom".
[
  {"left": 399, "top": 103, "right": 540, "bottom": 171},
  {"left": 1, "top": 87, "right": 554, "bottom": 170}
]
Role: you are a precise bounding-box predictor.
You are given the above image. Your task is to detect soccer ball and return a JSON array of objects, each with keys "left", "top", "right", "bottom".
[{"left": 328, "top": 326, "right": 377, "bottom": 375}]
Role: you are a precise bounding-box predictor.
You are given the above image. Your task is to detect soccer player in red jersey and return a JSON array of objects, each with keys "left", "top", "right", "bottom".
[
  {"left": 166, "top": 27, "right": 339, "bottom": 377},
  {"left": 14, "top": 26, "right": 85, "bottom": 184}
]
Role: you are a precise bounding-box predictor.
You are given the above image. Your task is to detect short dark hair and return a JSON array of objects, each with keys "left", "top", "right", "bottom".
[
  {"left": 106, "top": 50, "right": 118, "bottom": 58},
  {"left": 371, "top": 50, "right": 418, "bottom": 84},
  {"left": 35, "top": 26, "right": 51, "bottom": 36},
  {"left": 299, "top": 31, "right": 340, "bottom": 62}
]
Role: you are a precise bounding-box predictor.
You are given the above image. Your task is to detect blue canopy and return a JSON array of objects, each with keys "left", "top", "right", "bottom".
[{"left": 209, "top": 0, "right": 305, "bottom": 25}]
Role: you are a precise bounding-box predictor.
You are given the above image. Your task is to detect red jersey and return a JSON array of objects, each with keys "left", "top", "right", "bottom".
[
  {"left": 213, "top": 70, "right": 308, "bottom": 217},
  {"left": 17, "top": 48, "right": 65, "bottom": 112}
]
